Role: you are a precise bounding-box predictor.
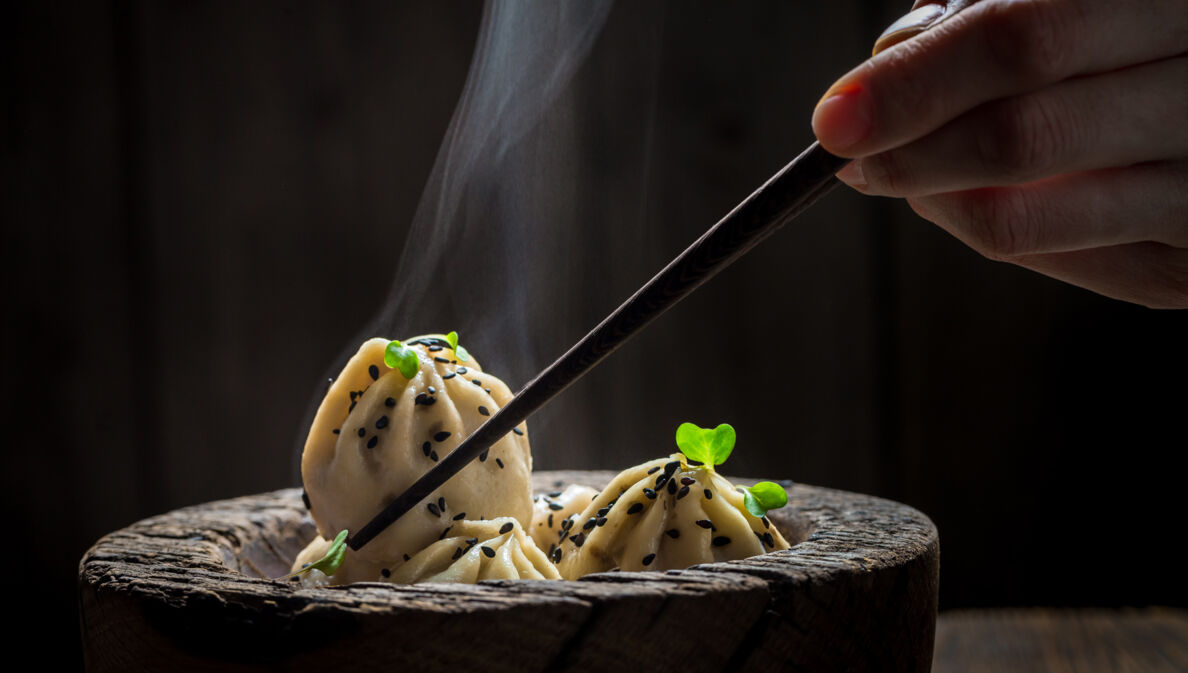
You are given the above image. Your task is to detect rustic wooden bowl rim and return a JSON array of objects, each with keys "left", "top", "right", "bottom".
[{"left": 81, "top": 470, "right": 937, "bottom": 613}]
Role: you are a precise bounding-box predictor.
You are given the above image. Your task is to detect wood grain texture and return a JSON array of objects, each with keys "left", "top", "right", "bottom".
[
  {"left": 79, "top": 471, "right": 938, "bottom": 672},
  {"left": 933, "top": 608, "right": 1188, "bottom": 673}
]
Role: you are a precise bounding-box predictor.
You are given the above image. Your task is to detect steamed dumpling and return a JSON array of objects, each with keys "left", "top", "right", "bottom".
[
  {"left": 387, "top": 517, "right": 560, "bottom": 583},
  {"left": 555, "top": 454, "right": 790, "bottom": 578},
  {"left": 529, "top": 484, "right": 599, "bottom": 554},
  {"left": 301, "top": 335, "right": 532, "bottom": 564}
]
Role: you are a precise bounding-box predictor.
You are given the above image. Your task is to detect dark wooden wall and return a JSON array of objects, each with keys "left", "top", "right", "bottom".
[{"left": 4, "top": 2, "right": 1185, "bottom": 670}]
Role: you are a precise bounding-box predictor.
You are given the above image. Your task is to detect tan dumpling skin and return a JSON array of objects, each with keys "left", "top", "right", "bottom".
[
  {"left": 301, "top": 336, "right": 532, "bottom": 564},
  {"left": 292, "top": 517, "right": 559, "bottom": 585},
  {"left": 529, "top": 484, "right": 599, "bottom": 554},
  {"left": 555, "top": 454, "right": 790, "bottom": 579},
  {"left": 388, "top": 517, "right": 560, "bottom": 583}
]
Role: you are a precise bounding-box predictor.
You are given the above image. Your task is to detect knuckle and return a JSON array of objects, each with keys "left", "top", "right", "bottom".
[
  {"left": 977, "top": 94, "right": 1067, "bottom": 182},
  {"left": 962, "top": 188, "right": 1038, "bottom": 260},
  {"left": 979, "top": 0, "right": 1075, "bottom": 84},
  {"left": 863, "top": 151, "right": 914, "bottom": 195}
]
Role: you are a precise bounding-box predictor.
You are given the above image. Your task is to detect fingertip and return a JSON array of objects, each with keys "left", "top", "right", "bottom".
[
  {"left": 835, "top": 159, "right": 867, "bottom": 191},
  {"left": 812, "top": 83, "right": 873, "bottom": 156}
]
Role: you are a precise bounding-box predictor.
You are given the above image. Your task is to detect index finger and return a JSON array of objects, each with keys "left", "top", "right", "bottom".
[{"left": 812, "top": 0, "right": 1188, "bottom": 158}]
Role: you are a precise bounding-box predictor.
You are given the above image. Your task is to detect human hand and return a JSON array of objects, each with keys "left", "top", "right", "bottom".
[{"left": 811, "top": 0, "right": 1188, "bottom": 308}]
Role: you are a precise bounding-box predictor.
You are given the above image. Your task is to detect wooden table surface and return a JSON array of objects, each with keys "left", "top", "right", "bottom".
[{"left": 933, "top": 608, "right": 1188, "bottom": 673}]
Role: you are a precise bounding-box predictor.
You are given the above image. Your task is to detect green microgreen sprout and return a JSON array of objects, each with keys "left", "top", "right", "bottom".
[
  {"left": 742, "top": 482, "right": 788, "bottom": 518},
  {"left": 384, "top": 340, "right": 419, "bottom": 379},
  {"left": 278, "top": 529, "right": 348, "bottom": 581},
  {"left": 674, "top": 422, "right": 736, "bottom": 469},
  {"left": 446, "top": 330, "right": 470, "bottom": 361},
  {"left": 675, "top": 422, "right": 789, "bottom": 518}
]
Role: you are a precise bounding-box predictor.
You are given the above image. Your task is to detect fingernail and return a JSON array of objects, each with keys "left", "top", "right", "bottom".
[
  {"left": 812, "top": 83, "right": 872, "bottom": 153},
  {"left": 836, "top": 159, "right": 866, "bottom": 189},
  {"left": 872, "top": 3, "right": 944, "bottom": 55}
]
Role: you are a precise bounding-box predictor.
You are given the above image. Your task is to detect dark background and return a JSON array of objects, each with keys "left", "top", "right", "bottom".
[{"left": 4, "top": 2, "right": 1185, "bottom": 670}]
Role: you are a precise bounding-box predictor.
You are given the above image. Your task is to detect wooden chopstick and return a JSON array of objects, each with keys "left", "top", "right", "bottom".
[{"left": 348, "top": 141, "right": 847, "bottom": 552}]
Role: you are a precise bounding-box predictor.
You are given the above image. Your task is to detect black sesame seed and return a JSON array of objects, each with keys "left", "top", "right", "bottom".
[
  {"left": 569, "top": 533, "right": 586, "bottom": 547},
  {"left": 438, "top": 496, "right": 446, "bottom": 511},
  {"left": 561, "top": 518, "right": 573, "bottom": 531},
  {"left": 596, "top": 517, "right": 607, "bottom": 527},
  {"left": 548, "top": 502, "right": 564, "bottom": 511},
  {"left": 627, "top": 503, "right": 643, "bottom": 515},
  {"left": 712, "top": 536, "right": 732, "bottom": 547},
  {"left": 348, "top": 401, "right": 357, "bottom": 412},
  {"left": 466, "top": 537, "right": 478, "bottom": 546},
  {"left": 479, "top": 449, "right": 489, "bottom": 462},
  {"left": 427, "top": 386, "right": 436, "bottom": 394},
  {"left": 427, "top": 503, "right": 441, "bottom": 517},
  {"left": 331, "top": 428, "right": 340, "bottom": 435},
  {"left": 680, "top": 477, "right": 696, "bottom": 485},
  {"left": 442, "top": 372, "right": 457, "bottom": 380},
  {"left": 548, "top": 491, "right": 563, "bottom": 498},
  {"left": 451, "top": 547, "right": 463, "bottom": 560},
  {"left": 422, "top": 441, "right": 432, "bottom": 456},
  {"left": 453, "top": 512, "right": 466, "bottom": 521},
  {"left": 433, "top": 431, "right": 451, "bottom": 442},
  {"left": 761, "top": 517, "right": 770, "bottom": 529},
  {"left": 512, "top": 427, "right": 524, "bottom": 436},
  {"left": 438, "top": 526, "right": 452, "bottom": 540},
  {"left": 597, "top": 507, "right": 611, "bottom": 517},
  {"left": 547, "top": 513, "right": 554, "bottom": 528},
  {"left": 302, "top": 491, "right": 311, "bottom": 510},
  {"left": 376, "top": 415, "right": 389, "bottom": 429},
  {"left": 552, "top": 548, "right": 562, "bottom": 563},
  {"left": 349, "top": 391, "right": 358, "bottom": 401},
  {"left": 481, "top": 546, "right": 495, "bottom": 558},
  {"left": 667, "top": 479, "right": 678, "bottom": 495},
  {"left": 499, "top": 522, "right": 514, "bottom": 534},
  {"left": 428, "top": 345, "right": 443, "bottom": 352},
  {"left": 655, "top": 475, "right": 668, "bottom": 489},
  {"left": 548, "top": 543, "right": 555, "bottom": 554},
  {"left": 695, "top": 519, "right": 713, "bottom": 529},
  {"left": 642, "top": 553, "right": 656, "bottom": 567},
  {"left": 368, "top": 364, "right": 379, "bottom": 380},
  {"left": 677, "top": 485, "right": 690, "bottom": 499},
  {"left": 357, "top": 428, "right": 366, "bottom": 437},
  {"left": 665, "top": 528, "right": 680, "bottom": 539},
  {"left": 384, "top": 397, "right": 396, "bottom": 407},
  {"left": 403, "top": 554, "right": 411, "bottom": 562},
  {"left": 423, "top": 396, "right": 436, "bottom": 406},
  {"left": 484, "top": 388, "right": 490, "bottom": 393},
  {"left": 643, "top": 488, "right": 657, "bottom": 499},
  {"left": 381, "top": 568, "right": 391, "bottom": 578},
  {"left": 704, "top": 489, "right": 713, "bottom": 500},
  {"left": 366, "top": 435, "right": 378, "bottom": 449},
  {"left": 430, "top": 450, "right": 439, "bottom": 461},
  {"left": 755, "top": 531, "right": 765, "bottom": 544},
  {"left": 471, "top": 379, "right": 482, "bottom": 385},
  {"left": 647, "top": 466, "right": 661, "bottom": 475},
  {"left": 478, "top": 405, "right": 490, "bottom": 416},
  {"left": 553, "top": 480, "right": 564, "bottom": 487},
  {"left": 582, "top": 518, "right": 596, "bottom": 531},
  {"left": 457, "top": 367, "right": 468, "bottom": 375},
  {"left": 763, "top": 532, "right": 775, "bottom": 547},
  {"left": 664, "top": 461, "right": 680, "bottom": 474},
  {"left": 434, "top": 356, "right": 449, "bottom": 363},
  {"left": 495, "top": 458, "right": 504, "bottom": 469}
]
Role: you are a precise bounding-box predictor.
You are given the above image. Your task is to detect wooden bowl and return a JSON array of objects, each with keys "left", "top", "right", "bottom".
[{"left": 79, "top": 471, "right": 938, "bottom": 672}]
